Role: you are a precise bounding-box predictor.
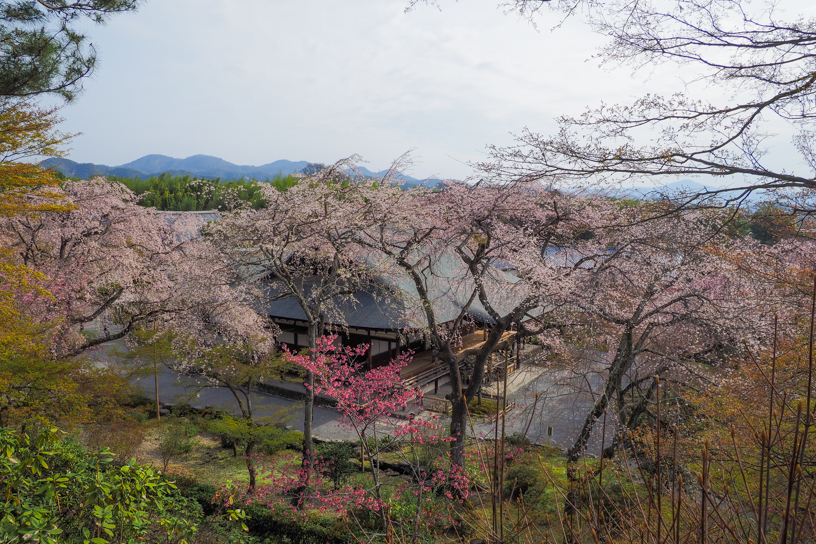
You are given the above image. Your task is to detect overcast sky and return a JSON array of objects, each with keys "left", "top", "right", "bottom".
[{"left": 52, "top": 0, "right": 810, "bottom": 181}]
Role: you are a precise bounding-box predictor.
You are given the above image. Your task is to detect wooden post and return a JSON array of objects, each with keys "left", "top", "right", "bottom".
[
  {"left": 367, "top": 330, "right": 373, "bottom": 370},
  {"left": 516, "top": 333, "right": 521, "bottom": 369},
  {"left": 500, "top": 345, "right": 509, "bottom": 543},
  {"left": 154, "top": 359, "right": 160, "bottom": 420}
]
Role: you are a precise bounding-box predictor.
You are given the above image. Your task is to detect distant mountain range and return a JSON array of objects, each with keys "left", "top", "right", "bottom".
[
  {"left": 40, "top": 154, "right": 444, "bottom": 188},
  {"left": 584, "top": 179, "right": 770, "bottom": 204}
]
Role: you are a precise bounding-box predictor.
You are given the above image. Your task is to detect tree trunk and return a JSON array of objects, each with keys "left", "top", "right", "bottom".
[
  {"left": 223, "top": 381, "right": 258, "bottom": 490},
  {"left": 568, "top": 393, "right": 611, "bottom": 462},
  {"left": 447, "top": 323, "right": 509, "bottom": 473},
  {"left": 303, "top": 369, "right": 315, "bottom": 472},
  {"left": 245, "top": 439, "right": 257, "bottom": 491},
  {"left": 299, "top": 323, "right": 318, "bottom": 505},
  {"left": 449, "top": 395, "right": 468, "bottom": 470},
  {"left": 154, "top": 359, "right": 160, "bottom": 420},
  {"left": 568, "top": 328, "right": 633, "bottom": 462},
  {"left": 303, "top": 323, "right": 318, "bottom": 475}
]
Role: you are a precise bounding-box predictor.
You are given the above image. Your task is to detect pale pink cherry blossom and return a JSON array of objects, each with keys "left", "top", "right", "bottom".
[
  {"left": 556, "top": 204, "right": 782, "bottom": 461},
  {"left": 205, "top": 155, "right": 414, "bottom": 476},
  {"left": 0, "top": 178, "right": 271, "bottom": 358},
  {"left": 352, "top": 180, "right": 600, "bottom": 472}
]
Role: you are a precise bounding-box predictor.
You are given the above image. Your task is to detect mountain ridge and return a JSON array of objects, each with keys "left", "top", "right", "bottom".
[{"left": 40, "top": 154, "right": 444, "bottom": 187}]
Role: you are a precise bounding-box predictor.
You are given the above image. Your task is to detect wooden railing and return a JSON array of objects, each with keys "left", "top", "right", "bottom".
[
  {"left": 421, "top": 395, "right": 517, "bottom": 419},
  {"left": 403, "top": 361, "right": 459, "bottom": 389}
]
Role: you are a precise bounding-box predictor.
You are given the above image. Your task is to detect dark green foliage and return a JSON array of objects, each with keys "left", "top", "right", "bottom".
[
  {"left": 748, "top": 203, "right": 797, "bottom": 244},
  {"left": 0, "top": 1, "right": 139, "bottom": 100},
  {"left": 175, "top": 479, "right": 219, "bottom": 517},
  {"left": 316, "top": 442, "right": 355, "bottom": 490},
  {"left": 203, "top": 416, "right": 302, "bottom": 457},
  {"left": 242, "top": 503, "right": 348, "bottom": 544},
  {"left": 105, "top": 172, "right": 300, "bottom": 211},
  {"left": 505, "top": 432, "right": 532, "bottom": 448},
  {"left": 256, "top": 425, "right": 303, "bottom": 456},
  {"left": 503, "top": 464, "right": 541, "bottom": 500},
  {"left": 111, "top": 173, "right": 255, "bottom": 211},
  {"left": 269, "top": 174, "right": 299, "bottom": 192}
]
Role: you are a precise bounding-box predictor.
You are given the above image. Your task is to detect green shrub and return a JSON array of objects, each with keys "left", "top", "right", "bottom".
[
  {"left": 242, "top": 503, "right": 347, "bottom": 544},
  {"left": 0, "top": 427, "right": 207, "bottom": 544},
  {"left": 203, "top": 416, "right": 302, "bottom": 457},
  {"left": 504, "top": 464, "right": 541, "bottom": 500},
  {"left": 257, "top": 426, "right": 303, "bottom": 455},
  {"left": 316, "top": 442, "right": 355, "bottom": 490},
  {"left": 123, "top": 391, "right": 153, "bottom": 408},
  {"left": 468, "top": 397, "right": 499, "bottom": 416},
  {"left": 505, "top": 432, "right": 532, "bottom": 448},
  {"left": 176, "top": 479, "right": 219, "bottom": 516},
  {"left": 157, "top": 418, "right": 199, "bottom": 471}
]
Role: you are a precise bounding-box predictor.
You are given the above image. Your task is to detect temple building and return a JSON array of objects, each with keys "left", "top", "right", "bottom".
[{"left": 265, "top": 254, "right": 531, "bottom": 390}]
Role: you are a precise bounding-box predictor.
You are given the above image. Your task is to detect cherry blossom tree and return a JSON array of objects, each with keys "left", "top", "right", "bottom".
[
  {"left": 0, "top": 176, "right": 278, "bottom": 479},
  {"left": 559, "top": 204, "right": 779, "bottom": 461},
  {"left": 0, "top": 178, "right": 267, "bottom": 357},
  {"left": 282, "top": 335, "right": 417, "bottom": 529},
  {"left": 355, "top": 181, "right": 595, "bottom": 472},
  {"left": 240, "top": 335, "right": 463, "bottom": 541},
  {"left": 204, "top": 156, "right": 404, "bottom": 474}
]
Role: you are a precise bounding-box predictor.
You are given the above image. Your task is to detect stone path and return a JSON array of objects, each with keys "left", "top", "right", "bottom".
[
  {"left": 97, "top": 339, "right": 614, "bottom": 453},
  {"left": 93, "top": 340, "right": 360, "bottom": 442}
]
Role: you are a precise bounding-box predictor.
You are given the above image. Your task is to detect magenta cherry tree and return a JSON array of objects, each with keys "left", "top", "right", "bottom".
[
  {"left": 234, "top": 335, "right": 462, "bottom": 540},
  {"left": 283, "top": 335, "right": 415, "bottom": 529}
]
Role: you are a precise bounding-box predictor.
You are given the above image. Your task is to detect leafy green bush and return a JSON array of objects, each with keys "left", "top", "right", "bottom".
[
  {"left": 504, "top": 464, "right": 541, "bottom": 500},
  {"left": 203, "top": 416, "right": 302, "bottom": 457},
  {"left": 0, "top": 427, "right": 205, "bottom": 544},
  {"left": 242, "top": 503, "right": 347, "bottom": 544},
  {"left": 468, "top": 397, "right": 499, "bottom": 416},
  {"left": 175, "top": 478, "right": 219, "bottom": 516},
  {"left": 316, "top": 442, "right": 355, "bottom": 490},
  {"left": 505, "top": 432, "right": 532, "bottom": 448},
  {"left": 257, "top": 426, "right": 303, "bottom": 455}
]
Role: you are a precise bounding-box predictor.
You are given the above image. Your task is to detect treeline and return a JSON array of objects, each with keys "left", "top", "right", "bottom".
[
  {"left": 56, "top": 172, "right": 300, "bottom": 211},
  {"left": 111, "top": 173, "right": 300, "bottom": 211},
  {"left": 732, "top": 202, "right": 799, "bottom": 244}
]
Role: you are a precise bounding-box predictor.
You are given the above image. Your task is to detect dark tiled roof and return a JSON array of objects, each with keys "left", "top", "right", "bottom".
[
  {"left": 264, "top": 253, "right": 534, "bottom": 330},
  {"left": 265, "top": 283, "right": 408, "bottom": 330}
]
